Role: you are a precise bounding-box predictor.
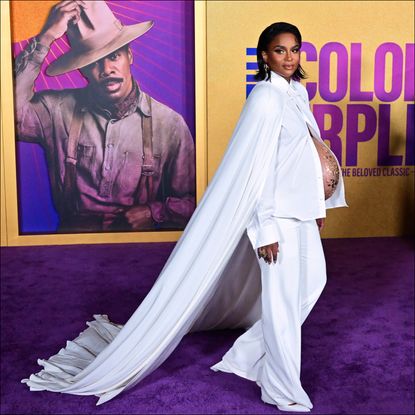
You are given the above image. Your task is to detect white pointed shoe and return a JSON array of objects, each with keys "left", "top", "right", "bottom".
[{"left": 261, "top": 388, "right": 311, "bottom": 412}]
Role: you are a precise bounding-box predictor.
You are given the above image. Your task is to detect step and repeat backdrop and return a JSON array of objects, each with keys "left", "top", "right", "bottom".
[
  {"left": 206, "top": 0, "right": 414, "bottom": 238},
  {"left": 1, "top": 1, "right": 413, "bottom": 245}
]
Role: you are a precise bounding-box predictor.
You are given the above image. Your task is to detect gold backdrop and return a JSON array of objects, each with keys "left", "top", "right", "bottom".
[{"left": 206, "top": 0, "right": 414, "bottom": 238}]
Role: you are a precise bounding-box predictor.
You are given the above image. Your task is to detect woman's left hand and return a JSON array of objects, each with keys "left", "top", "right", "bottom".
[
  {"left": 257, "top": 242, "right": 279, "bottom": 265},
  {"left": 316, "top": 218, "right": 325, "bottom": 232}
]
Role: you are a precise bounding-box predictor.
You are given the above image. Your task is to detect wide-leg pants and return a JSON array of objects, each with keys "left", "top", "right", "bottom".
[{"left": 211, "top": 218, "right": 327, "bottom": 410}]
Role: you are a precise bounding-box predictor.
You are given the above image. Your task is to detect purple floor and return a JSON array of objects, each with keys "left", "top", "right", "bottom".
[{"left": 1, "top": 237, "right": 414, "bottom": 414}]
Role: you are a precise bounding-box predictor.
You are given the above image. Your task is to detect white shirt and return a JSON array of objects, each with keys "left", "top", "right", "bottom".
[{"left": 247, "top": 71, "right": 347, "bottom": 249}]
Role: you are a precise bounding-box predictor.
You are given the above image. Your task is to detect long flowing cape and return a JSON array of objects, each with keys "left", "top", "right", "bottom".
[{"left": 22, "top": 79, "right": 324, "bottom": 404}]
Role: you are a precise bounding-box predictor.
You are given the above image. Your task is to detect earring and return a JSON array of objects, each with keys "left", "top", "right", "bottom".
[{"left": 264, "top": 63, "right": 270, "bottom": 74}]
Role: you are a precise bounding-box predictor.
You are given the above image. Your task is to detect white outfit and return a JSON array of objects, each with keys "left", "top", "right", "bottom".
[
  {"left": 22, "top": 72, "right": 346, "bottom": 407},
  {"left": 211, "top": 72, "right": 345, "bottom": 411}
]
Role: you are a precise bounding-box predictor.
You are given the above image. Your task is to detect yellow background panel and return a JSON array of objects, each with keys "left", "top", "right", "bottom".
[{"left": 206, "top": 0, "right": 414, "bottom": 238}]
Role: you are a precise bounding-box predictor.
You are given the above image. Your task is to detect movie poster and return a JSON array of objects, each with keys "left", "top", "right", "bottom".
[{"left": 11, "top": 0, "right": 196, "bottom": 235}]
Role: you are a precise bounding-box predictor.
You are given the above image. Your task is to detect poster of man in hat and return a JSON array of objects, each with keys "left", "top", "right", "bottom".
[{"left": 12, "top": 0, "right": 196, "bottom": 233}]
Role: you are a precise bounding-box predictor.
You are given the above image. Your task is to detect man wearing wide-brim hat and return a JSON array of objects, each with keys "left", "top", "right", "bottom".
[{"left": 14, "top": 0, "right": 196, "bottom": 232}]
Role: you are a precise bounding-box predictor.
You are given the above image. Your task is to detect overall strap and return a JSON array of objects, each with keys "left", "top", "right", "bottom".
[
  {"left": 62, "top": 103, "right": 84, "bottom": 215},
  {"left": 140, "top": 94, "right": 154, "bottom": 201}
]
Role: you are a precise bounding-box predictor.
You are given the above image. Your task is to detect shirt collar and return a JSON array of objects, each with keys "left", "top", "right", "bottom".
[{"left": 269, "top": 71, "right": 301, "bottom": 97}]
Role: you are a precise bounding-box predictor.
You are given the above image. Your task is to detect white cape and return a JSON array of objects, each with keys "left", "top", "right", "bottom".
[{"left": 22, "top": 78, "right": 345, "bottom": 405}]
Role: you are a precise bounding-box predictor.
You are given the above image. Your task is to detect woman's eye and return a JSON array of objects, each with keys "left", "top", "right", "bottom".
[
  {"left": 292, "top": 48, "right": 300, "bottom": 53},
  {"left": 275, "top": 49, "right": 285, "bottom": 54}
]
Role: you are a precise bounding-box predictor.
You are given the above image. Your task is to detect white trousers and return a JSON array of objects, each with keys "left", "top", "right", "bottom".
[{"left": 211, "top": 218, "right": 327, "bottom": 410}]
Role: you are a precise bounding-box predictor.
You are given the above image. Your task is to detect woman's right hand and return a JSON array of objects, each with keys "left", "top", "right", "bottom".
[{"left": 257, "top": 242, "right": 279, "bottom": 264}]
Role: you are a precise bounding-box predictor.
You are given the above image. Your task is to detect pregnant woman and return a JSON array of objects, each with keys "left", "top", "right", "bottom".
[
  {"left": 23, "top": 20, "right": 346, "bottom": 413},
  {"left": 210, "top": 22, "right": 345, "bottom": 412}
]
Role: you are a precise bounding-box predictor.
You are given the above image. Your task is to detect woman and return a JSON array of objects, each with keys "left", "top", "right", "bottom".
[
  {"left": 210, "top": 22, "right": 347, "bottom": 412},
  {"left": 23, "top": 22, "right": 346, "bottom": 412}
]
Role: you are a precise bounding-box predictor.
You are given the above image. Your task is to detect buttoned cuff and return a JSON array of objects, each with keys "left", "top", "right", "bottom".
[{"left": 247, "top": 222, "right": 281, "bottom": 250}]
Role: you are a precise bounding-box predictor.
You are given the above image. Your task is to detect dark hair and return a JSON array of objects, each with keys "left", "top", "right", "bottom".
[{"left": 254, "top": 22, "right": 307, "bottom": 82}]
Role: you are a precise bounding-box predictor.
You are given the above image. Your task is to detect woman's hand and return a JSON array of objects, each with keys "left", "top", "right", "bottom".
[
  {"left": 316, "top": 218, "right": 325, "bottom": 232},
  {"left": 257, "top": 242, "right": 279, "bottom": 264}
]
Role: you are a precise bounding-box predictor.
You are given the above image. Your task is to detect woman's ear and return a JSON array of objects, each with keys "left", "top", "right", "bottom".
[{"left": 261, "top": 51, "right": 268, "bottom": 64}]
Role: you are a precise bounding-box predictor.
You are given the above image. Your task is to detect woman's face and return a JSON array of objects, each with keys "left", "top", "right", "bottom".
[{"left": 262, "top": 32, "right": 301, "bottom": 81}]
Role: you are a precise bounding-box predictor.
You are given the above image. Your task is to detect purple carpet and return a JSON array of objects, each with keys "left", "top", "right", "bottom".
[{"left": 1, "top": 237, "right": 414, "bottom": 414}]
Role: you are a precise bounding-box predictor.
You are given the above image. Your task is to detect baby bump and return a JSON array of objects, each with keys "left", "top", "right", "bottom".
[{"left": 312, "top": 137, "right": 340, "bottom": 200}]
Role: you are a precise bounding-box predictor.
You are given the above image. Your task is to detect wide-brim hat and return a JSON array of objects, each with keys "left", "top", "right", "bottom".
[{"left": 46, "top": 1, "right": 153, "bottom": 76}]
